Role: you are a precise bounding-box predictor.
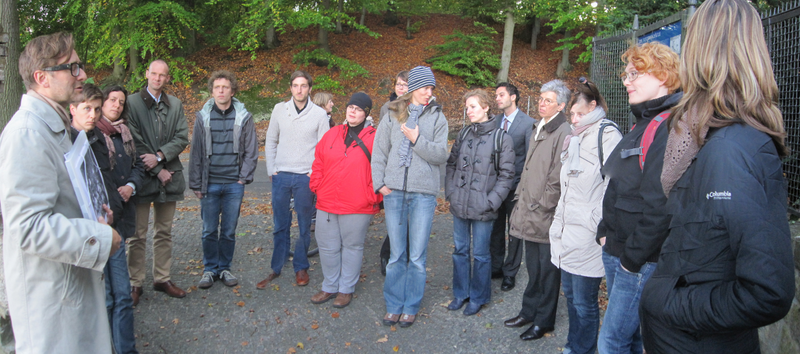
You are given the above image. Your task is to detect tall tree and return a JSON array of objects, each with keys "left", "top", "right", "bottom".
[
  {"left": 0, "top": 0, "right": 22, "bottom": 132},
  {"left": 497, "top": 8, "right": 514, "bottom": 83}
]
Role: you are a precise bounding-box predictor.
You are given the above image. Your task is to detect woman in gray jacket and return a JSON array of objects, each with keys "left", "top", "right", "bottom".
[
  {"left": 372, "top": 66, "right": 449, "bottom": 328},
  {"left": 445, "top": 89, "right": 515, "bottom": 316}
]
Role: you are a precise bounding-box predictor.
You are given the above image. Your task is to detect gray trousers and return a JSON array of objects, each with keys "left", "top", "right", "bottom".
[{"left": 314, "top": 210, "right": 373, "bottom": 294}]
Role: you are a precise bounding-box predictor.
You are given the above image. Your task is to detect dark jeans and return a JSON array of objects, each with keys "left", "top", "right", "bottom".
[
  {"left": 519, "top": 241, "right": 561, "bottom": 328},
  {"left": 201, "top": 182, "right": 245, "bottom": 274},
  {"left": 451, "top": 216, "right": 493, "bottom": 305},
  {"left": 561, "top": 270, "right": 602, "bottom": 354},
  {"left": 489, "top": 197, "right": 523, "bottom": 277},
  {"left": 105, "top": 246, "right": 138, "bottom": 354},
  {"left": 271, "top": 172, "right": 314, "bottom": 274}
]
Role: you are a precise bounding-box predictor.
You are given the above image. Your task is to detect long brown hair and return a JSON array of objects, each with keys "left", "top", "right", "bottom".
[
  {"left": 388, "top": 92, "right": 413, "bottom": 123},
  {"left": 671, "top": 0, "right": 787, "bottom": 156}
]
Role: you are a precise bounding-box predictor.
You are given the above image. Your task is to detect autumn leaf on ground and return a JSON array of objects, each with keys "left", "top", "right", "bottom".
[
  {"left": 272, "top": 284, "right": 280, "bottom": 291},
  {"left": 484, "top": 323, "right": 493, "bottom": 328},
  {"left": 236, "top": 301, "right": 245, "bottom": 307},
  {"left": 393, "top": 345, "right": 400, "bottom": 352},
  {"left": 172, "top": 318, "right": 179, "bottom": 325},
  {"left": 390, "top": 325, "right": 396, "bottom": 332},
  {"left": 331, "top": 312, "right": 340, "bottom": 318},
  {"left": 241, "top": 342, "right": 248, "bottom": 346},
  {"left": 311, "top": 320, "right": 319, "bottom": 330},
  {"left": 287, "top": 348, "right": 296, "bottom": 354},
  {"left": 376, "top": 335, "right": 388, "bottom": 343},
  {"left": 345, "top": 342, "right": 351, "bottom": 347},
  {"left": 297, "top": 342, "right": 304, "bottom": 349}
]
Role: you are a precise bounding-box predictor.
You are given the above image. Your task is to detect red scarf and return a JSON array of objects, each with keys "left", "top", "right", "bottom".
[{"left": 96, "top": 116, "right": 136, "bottom": 170}]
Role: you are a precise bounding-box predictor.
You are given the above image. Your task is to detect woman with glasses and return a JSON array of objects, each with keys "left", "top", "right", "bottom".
[
  {"left": 548, "top": 78, "right": 621, "bottom": 354},
  {"left": 309, "top": 92, "right": 382, "bottom": 308},
  {"left": 377, "top": 70, "right": 410, "bottom": 275},
  {"left": 595, "top": 41, "right": 682, "bottom": 354},
  {"left": 639, "top": 0, "right": 794, "bottom": 352},
  {"left": 444, "top": 89, "right": 514, "bottom": 316}
]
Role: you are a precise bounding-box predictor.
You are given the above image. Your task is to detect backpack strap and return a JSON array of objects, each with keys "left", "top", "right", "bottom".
[
  {"left": 639, "top": 112, "right": 670, "bottom": 170},
  {"left": 492, "top": 128, "right": 504, "bottom": 172},
  {"left": 350, "top": 129, "right": 371, "bottom": 162},
  {"left": 597, "top": 119, "right": 621, "bottom": 174}
]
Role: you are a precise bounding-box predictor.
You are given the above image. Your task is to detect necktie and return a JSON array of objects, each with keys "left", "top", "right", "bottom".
[{"left": 503, "top": 118, "right": 509, "bottom": 132}]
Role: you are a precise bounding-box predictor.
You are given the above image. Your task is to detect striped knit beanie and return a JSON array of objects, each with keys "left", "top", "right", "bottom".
[{"left": 407, "top": 66, "right": 436, "bottom": 93}]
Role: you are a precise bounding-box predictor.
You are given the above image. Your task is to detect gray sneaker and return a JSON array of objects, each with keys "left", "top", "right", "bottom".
[
  {"left": 219, "top": 270, "right": 238, "bottom": 287},
  {"left": 198, "top": 271, "right": 215, "bottom": 289}
]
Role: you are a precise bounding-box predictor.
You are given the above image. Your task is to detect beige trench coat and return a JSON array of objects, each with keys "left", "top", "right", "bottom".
[{"left": 0, "top": 94, "right": 113, "bottom": 353}]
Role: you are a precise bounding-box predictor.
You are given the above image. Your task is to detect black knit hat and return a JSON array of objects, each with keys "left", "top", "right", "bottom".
[{"left": 347, "top": 92, "right": 373, "bottom": 115}]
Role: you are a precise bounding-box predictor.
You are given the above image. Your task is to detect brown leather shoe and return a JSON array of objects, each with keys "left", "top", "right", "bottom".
[
  {"left": 296, "top": 269, "right": 309, "bottom": 286},
  {"left": 332, "top": 293, "right": 352, "bottom": 308},
  {"left": 256, "top": 272, "right": 280, "bottom": 290},
  {"left": 131, "top": 286, "right": 143, "bottom": 306},
  {"left": 310, "top": 291, "right": 337, "bottom": 304},
  {"left": 153, "top": 281, "right": 186, "bottom": 298}
]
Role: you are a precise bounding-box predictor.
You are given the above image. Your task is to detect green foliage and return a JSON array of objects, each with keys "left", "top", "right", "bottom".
[
  {"left": 426, "top": 22, "right": 501, "bottom": 87},
  {"left": 408, "top": 21, "right": 425, "bottom": 34},
  {"left": 311, "top": 75, "right": 346, "bottom": 95},
  {"left": 124, "top": 57, "right": 195, "bottom": 93},
  {"left": 292, "top": 48, "right": 370, "bottom": 80}
]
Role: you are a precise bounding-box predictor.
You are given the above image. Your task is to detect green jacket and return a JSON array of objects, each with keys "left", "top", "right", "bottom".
[{"left": 126, "top": 89, "right": 189, "bottom": 203}]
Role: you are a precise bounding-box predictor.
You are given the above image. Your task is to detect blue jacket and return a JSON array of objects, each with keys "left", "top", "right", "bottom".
[{"left": 640, "top": 123, "right": 794, "bottom": 353}]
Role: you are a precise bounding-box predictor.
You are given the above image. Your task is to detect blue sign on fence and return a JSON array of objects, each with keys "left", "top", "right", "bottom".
[{"left": 638, "top": 20, "right": 682, "bottom": 53}]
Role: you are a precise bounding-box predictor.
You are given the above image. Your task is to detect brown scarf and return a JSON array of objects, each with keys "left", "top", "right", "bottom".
[
  {"left": 27, "top": 89, "right": 70, "bottom": 132},
  {"left": 661, "top": 107, "right": 709, "bottom": 196},
  {"left": 96, "top": 116, "right": 136, "bottom": 170}
]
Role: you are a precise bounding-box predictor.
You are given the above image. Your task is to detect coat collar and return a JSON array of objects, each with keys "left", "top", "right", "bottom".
[
  {"left": 540, "top": 111, "right": 566, "bottom": 134},
  {"left": 140, "top": 88, "right": 171, "bottom": 109}
]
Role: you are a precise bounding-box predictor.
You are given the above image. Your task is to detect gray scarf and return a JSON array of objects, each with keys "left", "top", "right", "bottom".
[
  {"left": 398, "top": 103, "right": 424, "bottom": 168},
  {"left": 562, "top": 107, "right": 605, "bottom": 176}
]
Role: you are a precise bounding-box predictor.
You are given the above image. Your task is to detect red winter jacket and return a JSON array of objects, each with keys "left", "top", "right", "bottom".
[{"left": 310, "top": 124, "right": 382, "bottom": 215}]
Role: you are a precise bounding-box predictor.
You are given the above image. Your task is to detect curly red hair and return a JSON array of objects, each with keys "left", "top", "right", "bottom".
[{"left": 621, "top": 42, "right": 681, "bottom": 93}]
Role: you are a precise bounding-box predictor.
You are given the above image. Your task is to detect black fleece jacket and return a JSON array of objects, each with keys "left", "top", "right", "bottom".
[{"left": 597, "top": 92, "right": 682, "bottom": 272}]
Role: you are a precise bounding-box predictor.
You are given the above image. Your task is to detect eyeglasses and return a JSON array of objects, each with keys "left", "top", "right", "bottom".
[
  {"left": 43, "top": 62, "right": 85, "bottom": 77},
  {"left": 538, "top": 97, "right": 556, "bottom": 106},
  {"left": 395, "top": 83, "right": 408, "bottom": 88},
  {"left": 619, "top": 71, "right": 646, "bottom": 83}
]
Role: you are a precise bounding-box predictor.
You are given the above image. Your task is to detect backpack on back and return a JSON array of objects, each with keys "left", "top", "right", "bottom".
[
  {"left": 458, "top": 126, "right": 505, "bottom": 172},
  {"left": 620, "top": 111, "right": 671, "bottom": 170}
]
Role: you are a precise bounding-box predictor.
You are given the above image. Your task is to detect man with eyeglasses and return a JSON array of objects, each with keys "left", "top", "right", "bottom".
[
  {"left": 257, "top": 70, "right": 330, "bottom": 289},
  {"left": 126, "top": 59, "right": 190, "bottom": 305},
  {"left": 490, "top": 82, "right": 536, "bottom": 292},
  {"left": 0, "top": 32, "right": 121, "bottom": 353}
]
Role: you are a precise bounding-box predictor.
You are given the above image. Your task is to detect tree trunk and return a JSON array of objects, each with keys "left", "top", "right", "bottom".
[
  {"left": 0, "top": 0, "right": 23, "bottom": 133},
  {"left": 128, "top": 46, "right": 139, "bottom": 79},
  {"left": 496, "top": 9, "right": 514, "bottom": 84},
  {"left": 265, "top": 21, "right": 278, "bottom": 49},
  {"left": 406, "top": 17, "right": 412, "bottom": 39},
  {"left": 107, "top": 24, "right": 126, "bottom": 83},
  {"left": 318, "top": 0, "right": 331, "bottom": 52},
  {"left": 335, "top": 0, "right": 343, "bottom": 33},
  {"left": 530, "top": 16, "right": 541, "bottom": 50},
  {"left": 556, "top": 29, "right": 572, "bottom": 78},
  {"left": 360, "top": 6, "right": 366, "bottom": 26},
  {"left": 383, "top": 3, "right": 399, "bottom": 26}
]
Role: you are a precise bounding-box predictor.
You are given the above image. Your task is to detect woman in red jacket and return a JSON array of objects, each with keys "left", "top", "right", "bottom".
[{"left": 309, "top": 92, "right": 382, "bottom": 308}]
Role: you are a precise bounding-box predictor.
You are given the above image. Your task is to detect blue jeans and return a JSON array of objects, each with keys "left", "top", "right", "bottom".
[
  {"left": 201, "top": 182, "right": 245, "bottom": 274},
  {"left": 561, "top": 270, "right": 602, "bottom": 354},
  {"left": 271, "top": 172, "right": 314, "bottom": 274},
  {"left": 598, "top": 252, "right": 656, "bottom": 354},
  {"left": 104, "top": 246, "right": 138, "bottom": 354},
  {"left": 383, "top": 191, "right": 437, "bottom": 315},
  {"left": 452, "top": 215, "right": 493, "bottom": 305}
]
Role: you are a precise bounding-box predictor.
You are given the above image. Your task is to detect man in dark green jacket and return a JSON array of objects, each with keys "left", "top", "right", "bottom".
[{"left": 126, "top": 59, "right": 189, "bottom": 305}]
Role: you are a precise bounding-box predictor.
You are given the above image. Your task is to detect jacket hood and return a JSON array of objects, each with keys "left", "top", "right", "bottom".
[{"left": 198, "top": 97, "right": 251, "bottom": 125}]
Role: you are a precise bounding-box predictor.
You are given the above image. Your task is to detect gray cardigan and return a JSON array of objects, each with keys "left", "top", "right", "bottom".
[{"left": 372, "top": 101, "right": 449, "bottom": 196}]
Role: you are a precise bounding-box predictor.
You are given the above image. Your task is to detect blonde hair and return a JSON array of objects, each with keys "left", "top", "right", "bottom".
[
  {"left": 671, "top": 0, "right": 786, "bottom": 156},
  {"left": 312, "top": 92, "right": 333, "bottom": 108},
  {"left": 388, "top": 93, "right": 413, "bottom": 123},
  {"left": 621, "top": 42, "right": 680, "bottom": 93}
]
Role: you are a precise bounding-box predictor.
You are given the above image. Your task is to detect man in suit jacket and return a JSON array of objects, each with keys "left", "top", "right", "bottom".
[{"left": 490, "top": 83, "right": 536, "bottom": 292}]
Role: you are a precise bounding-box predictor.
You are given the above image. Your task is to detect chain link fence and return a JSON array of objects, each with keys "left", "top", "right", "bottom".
[{"left": 590, "top": 1, "right": 800, "bottom": 214}]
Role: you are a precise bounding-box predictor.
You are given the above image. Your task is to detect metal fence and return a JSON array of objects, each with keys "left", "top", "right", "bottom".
[{"left": 590, "top": 1, "right": 800, "bottom": 213}]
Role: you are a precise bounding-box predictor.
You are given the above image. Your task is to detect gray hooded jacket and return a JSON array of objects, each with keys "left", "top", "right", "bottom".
[{"left": 189, "top": 97, "right": 258, "bottom": 194}]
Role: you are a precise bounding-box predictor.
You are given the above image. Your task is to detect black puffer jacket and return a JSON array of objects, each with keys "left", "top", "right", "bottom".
[
  {"left": 597, "top": 92, "right": 682, "bottom": 272},
  {"left": 640, "top": 123, "right": 794, "bottom": 354},
  {"left": 445, "top": 116, "right": 515, "bottom": 221}
]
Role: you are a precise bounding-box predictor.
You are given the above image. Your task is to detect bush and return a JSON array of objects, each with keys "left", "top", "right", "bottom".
[
  {"left": 426, "top": 22, "right": 500, "bottom": 87},
  {"left": 292, "top": 47, "right": 370, "bottom": 80}
]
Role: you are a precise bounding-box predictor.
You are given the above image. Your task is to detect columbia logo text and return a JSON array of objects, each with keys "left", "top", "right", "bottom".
[{"left": 706, "top": 191, "right": 731, "bottom": 200}]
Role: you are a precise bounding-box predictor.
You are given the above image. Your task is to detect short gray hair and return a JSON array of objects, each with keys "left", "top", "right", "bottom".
[{"left": 540, "top": 79, "right": 571, "bottom": 105}]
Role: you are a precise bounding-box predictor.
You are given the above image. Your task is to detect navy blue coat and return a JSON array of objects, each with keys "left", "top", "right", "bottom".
[{"left": 640, "top": 123, "right": 795, "bottom": 353}]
